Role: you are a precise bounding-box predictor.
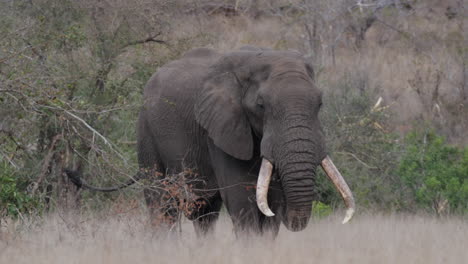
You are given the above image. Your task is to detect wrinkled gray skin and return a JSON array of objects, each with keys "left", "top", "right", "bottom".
[{"left": 139, "top": 46, "right": 326, "bottom": 236}]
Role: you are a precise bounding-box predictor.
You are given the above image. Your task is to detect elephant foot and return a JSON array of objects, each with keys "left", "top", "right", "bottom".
[{"left": 191, "top": 194, "right": 223, "bottom": 237}]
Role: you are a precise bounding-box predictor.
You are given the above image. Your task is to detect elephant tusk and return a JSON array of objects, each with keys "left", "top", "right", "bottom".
[
  {"left": 256, "top": 158, "right": 275, "bottom": 217},
  {"left": 320, "top": 156, "right": 355, "bottom": 224}
]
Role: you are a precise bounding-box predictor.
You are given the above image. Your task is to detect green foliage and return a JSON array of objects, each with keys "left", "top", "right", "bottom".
[
  {"left": 311, "top": 201, "right": 332, "bottom": 219},
  {"left": 0, "top": 162, "right": 40, "bottom": 218},
  {"left": 58, "top": 24, "right": 87, "bottom": 50},
  {"left": 397, "top": 131, "right": 468, "bottom": 214}
]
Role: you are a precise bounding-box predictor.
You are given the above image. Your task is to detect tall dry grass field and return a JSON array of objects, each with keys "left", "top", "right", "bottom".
[{"left": 1, "top": 212, "right": 467, "bottom": 264}]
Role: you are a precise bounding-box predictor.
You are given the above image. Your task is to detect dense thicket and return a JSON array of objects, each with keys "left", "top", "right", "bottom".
[{"left": 1, "top": 0, "right": 466, "bottom": 219}]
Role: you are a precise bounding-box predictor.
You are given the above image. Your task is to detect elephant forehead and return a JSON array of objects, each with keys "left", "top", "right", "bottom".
[
  {"left": 268, "top": 66, "right": 314, "bottom": 88},
  {"left": 261, "top": 79, "right": 322, "bottom": 109},
  {"left": 271, "top": 61, "right": 307, "bottom": 74},
  {"left": 268, "top": 77, "right": 319, "bottom": 96}
]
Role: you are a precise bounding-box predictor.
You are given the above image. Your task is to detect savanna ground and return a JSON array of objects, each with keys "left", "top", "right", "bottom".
[
  {"left": 1, "top": 212, "right": 467, "bottom": 264},
  {"left": 1, "top": 0, "right": 467, "bottom": 263}
]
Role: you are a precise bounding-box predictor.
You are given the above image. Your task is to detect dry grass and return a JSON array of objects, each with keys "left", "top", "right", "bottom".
[{"left": 1, "top": 212, "right": 467, "bottom": 264}]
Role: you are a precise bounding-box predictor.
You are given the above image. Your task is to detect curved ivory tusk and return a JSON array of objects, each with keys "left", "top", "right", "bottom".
[
  {"left": 256, "top": 158, "right": 275, "bottom": 217},
  {"left": 321, "top": 156, "right": 356, "bottom": 224}
]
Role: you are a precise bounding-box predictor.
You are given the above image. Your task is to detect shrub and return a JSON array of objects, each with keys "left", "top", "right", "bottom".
[
  {"left": 317, "top": 72, "right": 403, "bottom": 211},
  {"left": 311, "top": 201, "right": 332, "bottom": 219},
  {"left": 397, "top": 131, "right": 468, "bottom": 215},
  {"left": 317, "top": 71, "right": 467, "bottom": 215},
  {"left": 0, "top": 161, "right": 40, "bottom": 218}
]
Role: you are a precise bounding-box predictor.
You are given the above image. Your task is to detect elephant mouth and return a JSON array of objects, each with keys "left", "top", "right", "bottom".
[
  {"left": 283, "top": 209, "right": 310, "bottom": 231},
  {"left": 256, "top": 156, "right": 355, "bottom": 225}
]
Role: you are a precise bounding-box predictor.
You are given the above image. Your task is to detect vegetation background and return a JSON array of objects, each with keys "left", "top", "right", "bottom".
[{"left": 0, "top": 1, "right": 467, "bottom": 261}]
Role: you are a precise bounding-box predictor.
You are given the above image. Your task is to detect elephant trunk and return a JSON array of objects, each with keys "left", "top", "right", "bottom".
[
  {"left": 278, "top": 148, "right": 317, "bottom": 231},
  {"left": 256, "top": 120, "right": 355, "bottom": 230}
]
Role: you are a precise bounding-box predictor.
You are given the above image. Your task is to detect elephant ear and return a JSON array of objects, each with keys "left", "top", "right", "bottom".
[{"left": 195, "top": 71, "right": 253, "bottom": 160}]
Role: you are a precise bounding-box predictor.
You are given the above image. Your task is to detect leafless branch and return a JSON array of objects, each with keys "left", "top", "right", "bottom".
[
  {"left": 61, "top": 108, "right": 127, "bottom": 164},
  {"left": 0, "top": 149, "right": 19, "bottom": 169},
  {"left": 31, "top": 134, "right": 62, "bottom": 195},
  {"left": 336, "top": 151, "right": 378, "bottom": 169},
  {"left": 121, "top": 33, "right": 167, "bottom": 50}
]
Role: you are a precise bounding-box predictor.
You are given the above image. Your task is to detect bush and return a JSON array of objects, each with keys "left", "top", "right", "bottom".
[
  {"left": 317, "top": 72, "right": 467, "bottom": 215},
  {"left": 0, "top": 161, "right": 40, "bottom": 218},
  {"left": 311, "top": 201, "right": 332, "bottom": 219},
  {"left": 317, "top": 72, "right": 403, "bottom": 211},
  {"left": 397, "top": 131, "right": 468, "bottom": 215}
]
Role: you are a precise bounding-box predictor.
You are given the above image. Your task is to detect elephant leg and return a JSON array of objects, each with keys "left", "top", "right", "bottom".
[
  {"left": 192, "top": 192, "right": 223, "bottom": 236},
  {"left": 143, "top": 185, "right": 180, "bottom": 230},
  {"left": 208, "top": 141, "right": 281, "bottom": 235},
  {"left": 138, "top": 115, "right": 179, "bottom": 231},
  {"left": 140, "top": 167, "right": 181, "bottom": 230}
]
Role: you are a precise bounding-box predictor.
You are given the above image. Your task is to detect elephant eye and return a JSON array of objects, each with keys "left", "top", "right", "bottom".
[{"left": 256, "top": 97, "right": 264, "bottom": 109}]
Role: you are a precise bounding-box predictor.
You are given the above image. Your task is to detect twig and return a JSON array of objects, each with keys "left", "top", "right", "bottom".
[
  {"left": 0, "top": 46, "right": 31, "bottom": 64},
  {"left": 336, "top": 151, "right": 378, "bottom": 169},
  {"left": 0, "top": 150, "right": 18, "bottom": 169},
  {"left": 31, "top": 134, "right": 62, "bottom": 195},
  {"left": 121, "top": 33, "right": 167, "bottom": 50},
  {"left": 49, "top": 106, "right": 127, "bottom": 164}
]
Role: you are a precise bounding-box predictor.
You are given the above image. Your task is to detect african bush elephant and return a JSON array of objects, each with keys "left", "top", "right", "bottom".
[{"left": 67, "top": 46, "right": 354, "bottom": 236}]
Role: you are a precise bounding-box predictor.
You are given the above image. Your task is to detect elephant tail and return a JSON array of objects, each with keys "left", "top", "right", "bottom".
[{"left": 64, "top": 169, "right": 144, "bottom": 192}]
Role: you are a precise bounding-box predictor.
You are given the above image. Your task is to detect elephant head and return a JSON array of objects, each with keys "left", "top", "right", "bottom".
[{"left": 195, "top": 49, "right": 354, "bottom": 231}]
